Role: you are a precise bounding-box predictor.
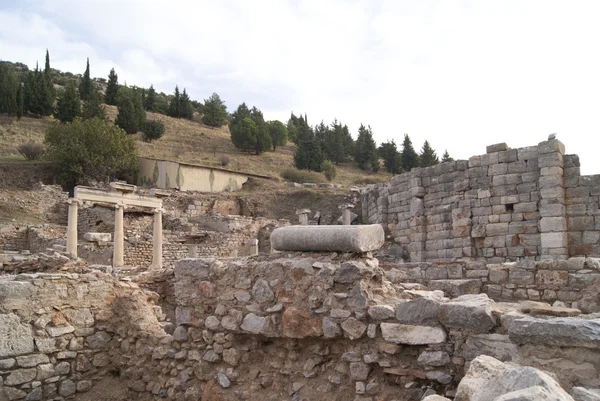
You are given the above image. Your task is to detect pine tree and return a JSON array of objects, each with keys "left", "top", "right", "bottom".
[
  {"left": 16, "top": 83, "right": 24, "bottom": 120},
  {"left": 79, "top": 58, "right": 93, "bottom": 101},
  {"left": 266, "top": 120, "right": 288, "bottom": 150},
  {"left": 0, "top": 64, "right": 19, "bottom": 114},
  {"left": 82, "top": 88, "right": 106, "bottom": 121},
  {"left": 180, "top": 88, "right": 194, "bottom": 120},
  {"left": 419, "top": 140, "right": 439, "bottom": 167},
  {"left": 202, "top": 92, "right": 228, "bottom": 127},
  {"left": 144, "top": 84, "right": 156, "bottom": 111},
  {"left": 104, "top": 68, "right": 119, "bottom": 105},
  {"left": 354, "top": 124, "right": 379, "bottom": 172},
  {"left": 294, "top": 137, "right": 324, "bottom": 172},
  {"left": 168, "top": 86, "right": 181, "bottom": 118},
  {"left": 229, "top": 103, "right": 271, "bottom": 154},
  {"left": 55, "top": 82, "right": 81, "bottom": 123},
  {"left": 441, "top": 150, "right": 454, "bottom": 162},
  {"left": 378, "top": 140, "right": 402, "bottom": 174},
  {"left": 400, "top": 134, "right": 419, "bottom": 172}
]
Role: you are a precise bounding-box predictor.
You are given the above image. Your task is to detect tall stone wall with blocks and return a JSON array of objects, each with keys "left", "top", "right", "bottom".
[{"left": 362, "top": 138, "right": 600, "bottom": 263}]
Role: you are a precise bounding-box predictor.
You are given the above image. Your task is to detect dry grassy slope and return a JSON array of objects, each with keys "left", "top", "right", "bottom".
[{"left": 0, "top": 107, "right": 389, "bottom": 186}]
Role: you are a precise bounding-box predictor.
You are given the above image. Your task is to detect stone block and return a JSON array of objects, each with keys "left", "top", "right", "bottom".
[
  {"left": 83, "top": 232, "right": 112, "bottom": 242},
  {"left": 488, "top": 163, "right": 508, "bottom": 176},
  {"left": 508, "top": 268, "right": 534, "bottom": 285},
  {"left": 498, "top": 149, "right": 518, "bottom": 163},
  {"left": 486, "top": 223, "right": 509, "bottom": 236},
  {"left": 395, "top": 297, "right": 440, "bottom": 326},
  {"left": 538, "top": 139, "right": 565, "bottom": 155},
  {"left": 438, "top": 294, "right": 497, "bottom": 333},
  {"left": 538, "top": 152, "right": 564, "bottom": 168},
  {"left": 509, "top": 316, "right": 600, "bottom": 348},
  {"left": 539, "top": 203, "right": 566, "bottom": 217},
  {"left": 271, "top": 225, "right": 385, "bottom": 252},
  {"left": 429, "top": 279, "right": 481, "bottom": 298},
  {"left": 380, "top": 323, "right": 447, "bottom": 345},
  {"left": 541, "top": 232, "right": 568, "bottom": 248},
  {"left": 535, "top": 270, "right": 569, "bottom": 286},
  {"left": 486, "top": 143, "right": 509, "bottom": 153},
  {"left": 492, "top": 174, "right": 521, "bottom": 186},
  {"left": 0, "top": 313, "right": 34, "bottom": 358},
  {"left": 540, "top": 217, "right": 567, "bottom": 232},
  {"left": 569, "top": 216, "right": 595, "bottom": 231}
]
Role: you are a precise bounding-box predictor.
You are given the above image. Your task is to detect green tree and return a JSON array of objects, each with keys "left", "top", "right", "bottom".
[
  {"left": 144, "top": 84, "right": 156, "bottom": 111},
  {"left": 168, "top": 86, "right": 181, "bottom": 118},
  {"left": 180, "top": 88, "right": 194, "bottom": 120},
  {"left": 79, "top": 58, "right": 93, "bottom": 101},
  {"left": 81, "top": 87, "right": 106, "bottom": 121},
  {"left": 45, "top": 117, "right": 138, "bottom": 189},
  {"left": 354, "top": 124, "right": 379, "bottom": 172},
  {"left": 229, "top": 103, "right": 271, "bottom": 154},
  {"left": 322, "top": 159, "right": 337, "bottom": 181},
  {"left": 294, "top": 137, "right": 323, "bottom": 172},
  {"left": 287, "top": 117, "right": 298, "bottom": 143},
  {"left": 42, "top": 50, "right": 55, "bottom": 115},
  {"left": 267, "top": 120, "right": 288, "bottom": 150},
  {"left": 323, "top": 119, "right": 354, "bottom": 164},
  {"left": 441, "top": 149, "right": 454, "bottom": 162},
  {"left": 142, "top": 120, "right": 165, "bottom": 142},
  {"left": 16, "top": 83, "right": 24, "bottom": 120},
  {"left": 115, "top": 87, "right": 145, "bottom": 134},
  {"left": 400, "top": 134, "right": 419, "bottom": 172},
  {"left": 55, "top": 82, "right": 81, "bottom": 123},
  {"left": 231, "top": 117, "right": 258, "bottom": 152},
  {"left": 419, "top": 140, "right": 439, "bottom": 167},
  {"left": 202, "top": 92, "right": 228, "bottom": 127},
  {"left": 104, "top": 68, "right": 119, "bottom": 105},
  {"left": 0, "top": 63, "right": 19, "bottom": 114},
  {"left": 378, "top": 140, "right": 402, "bottom": 174}
]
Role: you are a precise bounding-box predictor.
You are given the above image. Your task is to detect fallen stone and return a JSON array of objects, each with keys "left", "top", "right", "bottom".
[
  {"left": 520, "top": 301, "right": 551, "bottom": 313},
  {"left": 509, "top": 316, "right": 600, "bottom": 349},
  {"left": 380, "top": 323, "right": 447, "bottom": 345},
  {"left": 270, "top": 224, "right": 385, "bottom": 252},
  {"left": 529, "top": 305, "right": 581, "bottom": 317},
  {"left": 438, "top": 294, "right": 497, "bottom": 333}
]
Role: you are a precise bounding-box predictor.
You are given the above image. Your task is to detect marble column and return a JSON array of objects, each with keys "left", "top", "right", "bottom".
[
  {"left": 113, "top": 204, "right": 124, "bottom": 267},
  {"left": 66, "top": 199, "right": 79, "bottom": 257},
  {"left": 152, "top": 208, "right": 163, "bottom": 269}
]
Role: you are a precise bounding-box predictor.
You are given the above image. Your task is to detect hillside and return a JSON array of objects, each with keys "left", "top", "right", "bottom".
[{"left": 0, "top": 107, "right": 389, "bottom": 186}]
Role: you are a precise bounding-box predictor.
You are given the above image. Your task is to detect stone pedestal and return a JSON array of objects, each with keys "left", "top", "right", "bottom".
[
  {"left": 113, "top": 205, "right": 124, "bottom": 267},
  {"left": 152, "top": 209, "right": 163, "bottom": 269},
  {"left": 339, "top": 204, "right": 354, "bottom": 225},
  {"left": 66, "top": 200, "right": 79, "bottom": 257},
  {"left": 296, "top": 209, "right": 311, "bottom": 225}
]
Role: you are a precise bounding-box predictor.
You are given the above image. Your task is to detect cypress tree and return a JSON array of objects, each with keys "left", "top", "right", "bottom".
[
  {"left": 180, "top": 88, "right": 194, "bottom": 120},
  {"left": 42, "top": 49, "right": 55, "bottom": 115},
  {"left": 145, "top": 84, "right": 156, "bottom": 111},
  {"left": 16, "top": 83, "right": 24, "bottom": 120},
  {"left": 115, "top": 96, "right": 137, "bottom": 134},
  {"left": 104, "top": 68, "right": 119, "bottom": 105},
  {"left": 354, "top": 124, "right": 379, "bottom": 172},
  {"left": 55, "top": 82, "right": 81, "bottom": 123},
  {"left": 168, "top": 86, "right": 181, "bottom": 118},
  {"left": 400, "top": 134, "right": 419, "bottom": 172},
  {"left": 419, "top": 140, "right": 439, "bottom": 167},
  {"left": 82, "top": 88, "right": 106, "bottom": 121},
  {"left": 79, "top": 58, "right": 93, "bottom": 101},
  {"left": 0, "top": 64, "right": 19, "bottom": 114},
  {"left": 132, "top": 87, "right": 146, "bottom": 129}
]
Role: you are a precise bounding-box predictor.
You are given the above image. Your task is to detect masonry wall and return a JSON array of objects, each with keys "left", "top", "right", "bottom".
[
  {"left": 0, "top": 224, "right": 28, "bottom": 251},
  {"left": 362, "top": 139, "right": 600, "bottom": 263}
]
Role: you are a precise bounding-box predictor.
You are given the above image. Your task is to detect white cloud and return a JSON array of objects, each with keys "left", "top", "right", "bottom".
[{"left": 1, "top": 0, "right": 600, "bottom": 173}]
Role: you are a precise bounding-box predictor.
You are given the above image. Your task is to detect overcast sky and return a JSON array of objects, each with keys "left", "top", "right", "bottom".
[{"left": 1, "top": 0, "right": 600, "bottom": 174}]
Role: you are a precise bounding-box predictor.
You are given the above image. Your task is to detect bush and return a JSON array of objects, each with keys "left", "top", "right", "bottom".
[
  {"left": 17, "top": 142, "right": 45, "bottom": 160},
  {"left": 321, "top": 160, "right": 337, "bottom": 181},
  {"left": 218, "top": 155, "right": 230, "bottom": 167},
  {"left": 281, "top": 168, "right": 326, "bottom": 184},
  {"left": 353, "top": 175, "right": 388, "bottom": 185},
  {"left": 45, "top": 117, "right": 138, "bottom": 188},
  {"left": 142, "top": 120, "right": 165, "bottom": 142}
]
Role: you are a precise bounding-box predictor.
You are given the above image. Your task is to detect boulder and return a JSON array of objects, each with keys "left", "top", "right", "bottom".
[
  {"left": 438, "top": 294, "right": 497, "bottom": 333},
  {"left": 509, "top": 317, "right": 600, "bottom": 349}
]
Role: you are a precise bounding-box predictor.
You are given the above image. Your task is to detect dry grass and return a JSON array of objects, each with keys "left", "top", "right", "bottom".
[{"left": 0, "top": 107, "right": 386, "bottom": 187}]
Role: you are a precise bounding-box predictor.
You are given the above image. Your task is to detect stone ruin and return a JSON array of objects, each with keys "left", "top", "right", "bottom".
[{"left": 1, "top": 137, "right": 600, "bottom": 400}]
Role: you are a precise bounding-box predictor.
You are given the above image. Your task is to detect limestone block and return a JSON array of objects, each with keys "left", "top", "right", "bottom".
[
  {"left": 438, "top": 294, "right": 497, "bottom": 333},
  {"left": 535, "top": 270, "right": 569, "bottom": 286},
  {"left": 541, "top": 232, "right": 568, "bottom": 249},
  {"left": 270, "top": 225, "right": 384, "bottom": 252},
  {"left": 538, "top": 152, "right": 564, "bottom": 168},
  {"left": 499, "top": 149, "right": 518, "bottom": 163},
  {"left": 489, "top": 163, "right": 508, "bottom": 176},
  {"left": 83, "top": 232, "right": 112, "bottom": 242},
  {"left": 0, "top": 313, "right": 34, "bottom": 358},
  {"left": 569, "top": 216, "right": 595, "bottom": 232},
  {"left": 487, "top": 143, "right": 509, "bottom": 153},
  {"left": 539, "top": 175, "right": 564, "bottom": 188},
  {"left": 508, "top": 161, "right": 527, "bottom": 174},
  {"left": 429, "top": 279, "right": 481, "bottom": 298},
  {"left": 380, "top": 323, "right": 447, "bottom": 345},
  {"left": 538, "top": 139, "right": 566, "bottom": 155},
  {"left": 493, "top": 174, "right": 521, "bottom": 186},
  {"left": 487, "top": 223, "right": 509, "bottom": 236},
  {"left": 395, "top": 297, "right": 440, "bottom": 326},
  {"left": 509, "top": 316, "right": 600, "bottom": 349},
  {"left": 461, "top": 333, "right": 518, "bottom": 362},
  {"left": 540, "top": 204, "right": 566, "bottom": 217}
]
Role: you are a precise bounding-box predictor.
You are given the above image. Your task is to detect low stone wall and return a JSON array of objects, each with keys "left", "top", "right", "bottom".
[
  {"left": 0, "top": 162, "right": 58, "bottom": 189},
  {"left": 0, "top": 224, "right": 28, "bottom": 251},
  {"left": 384, "top": 257, "right": 600, "bottom": 311}
]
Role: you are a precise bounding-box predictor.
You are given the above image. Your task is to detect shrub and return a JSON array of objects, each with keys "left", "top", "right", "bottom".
[
  {"left": 218, "top": 155, "right": 230, "bottom": 167},
  {"left": 321, "top": 160, "right": 337, "bottom": 181},
  {"left": 142, "top": 120, "right": 165, "bottom": 142},
  {"left": 17, "top": 142, "right": 45, "bottom": 160},
  {"left": 353, "top": 176, "right": 388, "bottom": 185},
  {"left": 280, "top": 168, "right": 326, "bottom": 184}
]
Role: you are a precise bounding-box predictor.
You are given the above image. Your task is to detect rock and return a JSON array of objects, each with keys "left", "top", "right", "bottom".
[
  {"left": 85, "top": 331, "right": 111, "bottom": 348},
  {"left": 426, "top": 371, "right": 453, "bottom": 384},
  {"left": 396, "top": 297, "right": 440, "bottom": 326},
  {"left": 25, "top": 387, "right": 43, "bottom": 401},
  {"left": 341, "top": 318, "right": 367, "bottom": 340},
  {"left": 454, "top": 355, "right": 573, "bottom": 401},
  {"left": 509, "top": 316, "right": 600, "bottom": 349},
  {"left": 83, "top": 232, "right": 111, "bottom": 242},
  {"left": 58, "top": 379, "right": 76, "bottom": 397},
  {"left": 46, "top": 324, "right": 75, "bottom": 337},
  {"left": 270, "top": 224, "right": 385, "bottom": 253},
  {"left": 223, "top": 348, "right": 240, "bottom": 366},
  {"left": 3, "top": 387, "right": 27, "bottom": 400},
  {"left": 520, "top": 301, "right": 551, "bottom": 313},
  {"left": 217, "top": 373, "right": 231, "bottom": 388},
  {"left": 203, "top": 350, "right": 220, "bottom": 362},
  {"left": 380, "top": 323, "right": 447, "bottom": 345},
  {"left": 422, "top": 396, "right": 452, "bottom": 401},
  {"left": 282, "top": 307, "right": 322, "bottom": 338},
  {"left": 220, "top": 316, "right": 238, "bottom": 331},
  {"left": 438, "top": 294, "right": 497, "bottom": 333},
  {"left": 428, "top": 279, "right": 481, "bottom": 297},
  {"left": 570, "top": 387, "right": 600, "bottom": 401},
  {"left": 77, "top": 380, "right": 93, "bottom": 392},
  {"left": 252, "top": 279, "right": 274, "bottom": 303},
  {"left": 55, "top": 361, "right": 70, "bottom": 375},
  {"left": 205, "top": 316, "right": 220, "bottom": 331},
  {"left": 5, "top": 368, "right": 37, "bottom": 385},
  {"left": 417, "top": 351, "right": 451, "bottom": 367},
  {"left": 15, "top": 354, "right": 49, "bottom": 367},
  {"left": 0, "top": 313, "right": 34, "bottom": 358},
  {"left": 335, "top": 261, "right": 376, "bottom": 283},
  {"left": 240, "top": 313, "right": 269, "bottom": 335},
  {"left": 367, "top": 305, "right": 395, "bottom": 320},
  {"left": 173, "top": 325, "right": 188, "bottom": 341},
  {"left": 529, "top": 305, "right": 581, "bottom": 317},
  {"left": 322, "top": 318, "right": 342, "bottom": 338},
  {"left": 349, "top": 362, "right": 371, "bottom": 380},
  {"left": 461, "top": 334, "right": 518, "bottom": 362}
]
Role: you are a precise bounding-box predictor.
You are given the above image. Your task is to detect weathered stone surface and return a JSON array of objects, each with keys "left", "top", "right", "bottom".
[
  {"left": 271, "top": 224, "right": 385, "bottom": 252},
  {"left": 509, "top": 316, "right": 600, "bottom": 349},
  {"left": 83, "top": 232, "right": 112, "bottom": 242},
  {"left": 422, "top": 396, "right": 452, "bottom": 401},
  {"left": 322, "top": 318, "right": 342, "bottom": 338},
  {"left": 59, "top": 379, "right": 76, "bottom": 397},
  {"left": 395, "top": 297, "right": 440, "bottom": 326},
  {"left": 46, "top": 325, "right": 75, "bottom": 337},
  {"left": 334, "top": 261, "right": 376, "bottom": 283},
  {"left": 282, "top": 307, "right": 322, "bottom": 338},
  {"left": 529, "top": 305, "right": 581, "bottom": 317},
  {"left": 349, "top": 362, "right": 371, "bottom": 380},
  {"left": 5, "top": 368, "right": 37, "bottom": 385},
  {"left": 570, "top": 387, "right": 600, "bottom": 401},
  {"left": 367, "top": 305, "right": 395, "bottom": 320},
  {"left": 16, "top": 354, "right": 49, "bottom": 367},
  {"left": 429, "top": 279, "right": 481, "bottom": 298},
  {"left": 0, "top": 313, "right": 34, "bottom": 358},
  {"left": 340, "top": 318, "right": 367, "bottom": 340},
  {"left": 252, "top": 279, "right": 274, "bottom": 303},
  {"left": 380, "top": 323, "right": 447, "bottom": 345},
  {"left": 461, "top": 334, "right": 518, "bottom": 362},
  {"left": 438, "top": 294, "right": 497, "bottom": 333},
  {"left": 240, "top": 313, "right": 269, "bottom": 335},
  {"left": 417, "top": 351, "right": 450, "bottom": 367}
]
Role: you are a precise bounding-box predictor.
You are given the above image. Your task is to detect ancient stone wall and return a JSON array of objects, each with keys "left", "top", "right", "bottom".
[
  {"left": 362, "top": 138, "right": 600, "bottom": 263},
  {"left": 0, "top": 224, "right": 28, "bottom": 251}
]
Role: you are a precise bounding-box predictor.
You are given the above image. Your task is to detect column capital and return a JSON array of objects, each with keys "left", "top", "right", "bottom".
[
  {"left": 154, "top": 208, "right": 164, "bottom": 214},
  {"left": 66, "top": 199, "right": 81, "bottom": 205},
  {"left": 114, "top": 204, "right": 125, "bottom": 210}
]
